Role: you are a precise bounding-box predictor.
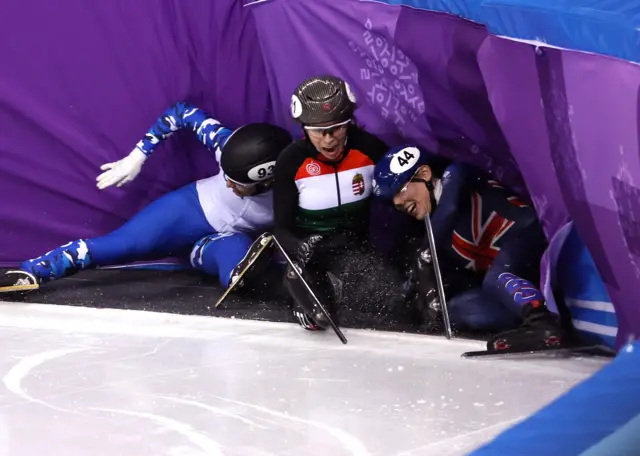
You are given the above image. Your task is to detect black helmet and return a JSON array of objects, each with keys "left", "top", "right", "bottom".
[
  {"left": 290, "top": 75, "right": 356, "bottom": 125},
  {"left": 221, "top": 123, "right": 292, "bottom": 186}
]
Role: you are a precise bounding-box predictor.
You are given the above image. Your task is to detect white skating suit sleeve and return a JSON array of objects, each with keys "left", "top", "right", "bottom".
[{"left": 135, "top": 101, "right": 233, "bottom": 162}]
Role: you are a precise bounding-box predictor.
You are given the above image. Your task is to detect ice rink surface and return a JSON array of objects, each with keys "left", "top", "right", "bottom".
[{"left": 0, "top": 302, "right": 609, "bottom": 456}]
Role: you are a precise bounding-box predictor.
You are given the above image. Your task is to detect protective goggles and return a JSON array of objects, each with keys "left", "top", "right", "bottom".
[
  {"left": 303, "top": 119, "right": 351, "bottom": 137},
  {"left": 223, "top": 174, "right": 258, "bottom": 188}
]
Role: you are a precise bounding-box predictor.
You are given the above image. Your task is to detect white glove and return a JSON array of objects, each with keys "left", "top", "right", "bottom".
[{"left": 96, "top": 147, "right": 148, "bottom": 190}]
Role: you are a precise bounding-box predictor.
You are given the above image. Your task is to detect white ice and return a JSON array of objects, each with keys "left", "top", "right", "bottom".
[{"left": 0, "top": 302, "right": 609, "bottom": 456}]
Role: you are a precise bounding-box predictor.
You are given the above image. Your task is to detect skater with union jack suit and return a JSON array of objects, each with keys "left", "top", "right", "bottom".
[{"left": 371, "top": 144, "right": 568, "bottom": 352}]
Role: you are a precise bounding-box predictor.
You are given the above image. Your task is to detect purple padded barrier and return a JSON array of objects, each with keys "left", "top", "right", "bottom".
[
  {"left": 555, "top": 50, "right": 640, "bottom": 344},
  {"left": 249, "top": 0, "right": 639, "bottom": 346},
  {"left": 0, "top": 0, "right": 271, "bottom": 265},
  {"left": 475, "top": 37, "right": 571, "bottom": 314}
]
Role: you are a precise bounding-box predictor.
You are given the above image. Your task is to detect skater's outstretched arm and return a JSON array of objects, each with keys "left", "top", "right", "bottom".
[
  {"left": 97, "top": 102, "right": 233, "bottom": 190},
  {"left": 135, "top": 102, "right": 233, "bottom": 162}
]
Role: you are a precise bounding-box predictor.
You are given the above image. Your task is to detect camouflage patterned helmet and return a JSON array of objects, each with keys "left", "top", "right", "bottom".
[{"left": 290, "top": 75, "right": 357, "bottom": 125}]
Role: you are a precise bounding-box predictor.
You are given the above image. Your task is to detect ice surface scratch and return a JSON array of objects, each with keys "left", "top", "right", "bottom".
[
  {"left": 212, "top": 396, "right": 371, "bottom": 456},
  {"left": 159, "top": 396, "right": 269, "bottom": 429},
  {"left": 46, "top": 340, "right": 171, "bottom": 374},
  {"left": 91, "top": 339, "right": 171, "bottom": 365},
  {"left": 92, "top": 407, "right": 224, "bottom": 456},
  {"left": 3, "top": 346, "right": 91, "bottom": 411}
]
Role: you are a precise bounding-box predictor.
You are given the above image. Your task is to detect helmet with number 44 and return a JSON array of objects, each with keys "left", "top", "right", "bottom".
[
  {"left": 372, "top": 145, "right": 448, "bottom": 220},
  {"left": 372, "top": 145, "right": 435, "bottom": 200},
  {"left": 221, "top": 123, "right": 292, "bottom": 191}
]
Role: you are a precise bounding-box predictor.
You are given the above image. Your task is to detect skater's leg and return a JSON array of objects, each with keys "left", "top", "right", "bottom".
[
  {"left": 482, "top": 225, "right": 548, "bottom": 318},
  {"left": 448, "top": 288, "right": 521, "bottom": 332},
  {"left": 282, "top": 247, "right": 340, "bottom": 332},
  {"left": 20, "top": 182, "right": 213, "bottom": 284},
  {"left": 190, "top": 232, "right": 266, "bottom": 288},
  {"left": 278, "top": 235, "right": 354, "bottom": 331},
  {"left": 481, "top": 226, "right": 568, "bottom": 350}
]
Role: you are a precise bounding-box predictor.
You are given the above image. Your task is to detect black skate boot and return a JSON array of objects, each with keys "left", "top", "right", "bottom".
[
  {"left": 286, "top": 265, "right": 339, "bottom": 331},
  {"left": 0, "top": 270, "right": 40, "bottom": 294},
  {"left": 214, "top": 233, "right": 273, "bottom": 308},
  {"left": 487, "top": 302, "right": 568, "bottom": 352},
  {"left": 292, "top": 301, "right": 326, "bottom": 331},
  {"left": 227, "top": 233, "right": 274, "bottom": 291}
]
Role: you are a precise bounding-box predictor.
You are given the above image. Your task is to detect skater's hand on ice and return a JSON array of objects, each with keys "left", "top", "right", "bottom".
[{"left": 96, "top": 148, "right": 148, "bottom": 190}]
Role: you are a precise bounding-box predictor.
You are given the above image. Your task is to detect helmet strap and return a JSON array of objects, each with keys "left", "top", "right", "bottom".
[
  {"left": 410, "top": 177, "right": 438, "bottom": 214},
  {"left": 254, "top": 180, "right": 273, "bottom": 195}
]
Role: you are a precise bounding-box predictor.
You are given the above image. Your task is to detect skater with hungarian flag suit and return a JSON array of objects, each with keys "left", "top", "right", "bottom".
[
  {"left": 273, "top": 74, "right": 404, "bottom": 331},
  {"left": 372, "top": 144, "right": 569, "bottom": 352}
]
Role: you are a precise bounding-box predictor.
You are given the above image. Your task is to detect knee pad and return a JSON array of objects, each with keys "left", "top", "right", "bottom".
[
  {"left": 190, "top": 233, "right": 243, "bottom": 269},
  {"left": 190, "top": 234, "right": 218, "bottom": 269},
  {"left": 189, "top": 233, "right": 239, "bottom": 286}
]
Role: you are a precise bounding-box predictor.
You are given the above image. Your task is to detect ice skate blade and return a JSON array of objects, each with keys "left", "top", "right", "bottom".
[
  {"left": 461, "top": 344, "right": 616, "bottom": 360},
  {"left": 0, "top": 284, "right": 40, "bottom": 293}
]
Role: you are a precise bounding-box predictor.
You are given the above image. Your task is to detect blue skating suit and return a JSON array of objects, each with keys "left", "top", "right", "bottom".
[
  {"left": 426, "top": 163, "right": 548, "bottom": 331},
  {"left": 19, "top": 102, "right": 275, "bottom": 287}
]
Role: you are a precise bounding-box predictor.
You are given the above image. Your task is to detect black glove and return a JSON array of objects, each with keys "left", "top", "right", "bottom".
[
  {"left": 411, "top": 286, "right": 443, "bottom": 332},
  {"left": 294, "top": 234, "right": 324, "bottom": 268},
  {"left": 284, "top": 234, "right": 324, "bottom": 282},
  {"left": 397, "top": 265, "right": 418, "bottom": 303}
]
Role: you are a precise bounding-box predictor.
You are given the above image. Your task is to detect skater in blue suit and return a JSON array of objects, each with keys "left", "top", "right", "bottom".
[
  {"left": 372, "top": 145, "right": 569, "bottom": 352},
  {"left": 1, "top": 102, "right": 292, "bottom": 293}
]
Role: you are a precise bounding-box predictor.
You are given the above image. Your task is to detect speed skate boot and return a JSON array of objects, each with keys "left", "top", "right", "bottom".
[
  {"left": 487, "top": 302, "right": 568, "bottom": 352},
  {"left": 292, "top": 300, "right": 326, "bottom": 331},
  {"left": 0, "top": 270, "right": 40, "bottom": 294},
  {"left": 227, "top": 233, "right": 274, "bottom": 291},
  {"left": 286, "top": 265, "right": 340, "bottom": 331}
]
